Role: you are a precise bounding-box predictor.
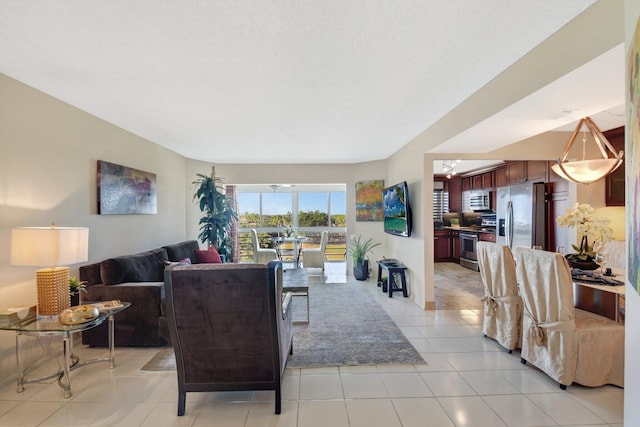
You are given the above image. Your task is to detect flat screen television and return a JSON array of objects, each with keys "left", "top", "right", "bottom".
[{"left": 383, "top": 181, "right": 412, "bottom": 237}]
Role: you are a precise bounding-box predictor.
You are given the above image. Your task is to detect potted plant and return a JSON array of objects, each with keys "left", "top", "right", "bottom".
[
  {"left": 348, "top": 235, "right": 381, "bottom": 280},
  {"left": 193, "top": 171, "right": 238, "bottom": 262},
  {"left": 555, "top": 203, "right": 613, "bottom": 270},
  {"left": 68, "top": 276, "right": 86, "bottom": 306}
]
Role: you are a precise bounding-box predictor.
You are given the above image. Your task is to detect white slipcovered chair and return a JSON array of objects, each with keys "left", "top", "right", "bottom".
[
  {"left": 251, "top": 229, "right": 278, "bottom": 264},
  {"left": 476, "top": 241, "right": 522, "bottom": 352},
  {"left": 513, "top": 246, "right": 624, "bottom": 389},
  {"left": 302, "top": 231, "right": 328, "bottom": 270}
]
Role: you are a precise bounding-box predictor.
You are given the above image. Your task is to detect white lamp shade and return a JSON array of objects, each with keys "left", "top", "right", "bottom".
[
  {"left": 551, "top": 158, "right": 623, "bottom": 185},
  {"left": 11, "top": 227, "right": 89, "bottom": 267}
]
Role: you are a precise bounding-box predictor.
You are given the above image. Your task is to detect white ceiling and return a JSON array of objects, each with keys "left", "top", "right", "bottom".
[{"left": 0, "top": 1, "right": 623, "bottom": 165}]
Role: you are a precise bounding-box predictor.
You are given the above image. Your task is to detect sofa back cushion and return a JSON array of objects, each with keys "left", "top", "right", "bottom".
[
  {"left": 101, "top": 248, "right": 169, "bottom": 285},
  {"left": 163, "top": 240, "right": 200, "bottom": 263}
]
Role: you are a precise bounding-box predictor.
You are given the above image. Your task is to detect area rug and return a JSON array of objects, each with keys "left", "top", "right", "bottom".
[{"left": 141, "top": 281, "right": 424, "bottom": 371}]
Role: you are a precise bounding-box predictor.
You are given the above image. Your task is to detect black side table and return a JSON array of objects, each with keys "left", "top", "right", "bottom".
[{"left": 377, "top": 259, "right": 408, "bottom": 298}]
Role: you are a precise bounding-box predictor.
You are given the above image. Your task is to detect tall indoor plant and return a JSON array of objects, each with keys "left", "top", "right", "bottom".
[
  {"left": 348, "top": 235, "right": 381, "bottom": 280},
  {"left": 193, "top": 171, "right": 238, "bottom": 262}
]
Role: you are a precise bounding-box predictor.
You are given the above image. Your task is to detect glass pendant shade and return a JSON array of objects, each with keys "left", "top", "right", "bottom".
[{"left": 551, "top": 117, "right": 623, "bottom": 185}]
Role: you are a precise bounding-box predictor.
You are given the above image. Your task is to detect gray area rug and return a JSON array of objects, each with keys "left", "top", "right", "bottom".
[{"left": 141, "top": 280, "right": 424, "bottom": 371}]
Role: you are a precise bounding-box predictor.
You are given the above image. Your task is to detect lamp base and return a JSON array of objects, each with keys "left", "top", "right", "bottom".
[{"left": 36, "top": 267, "right": 71, "bottom": 316}]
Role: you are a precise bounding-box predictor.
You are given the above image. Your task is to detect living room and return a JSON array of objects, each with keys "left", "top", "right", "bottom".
[{"left": 2, "top": 0, "right": 640, "bottom": 425}]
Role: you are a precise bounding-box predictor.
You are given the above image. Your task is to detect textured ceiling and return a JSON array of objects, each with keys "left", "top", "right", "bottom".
[{"left": 1, "top": 0, "right": 619, "bottom": 165}]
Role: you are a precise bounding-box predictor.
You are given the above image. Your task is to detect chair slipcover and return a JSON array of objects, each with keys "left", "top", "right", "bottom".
[
  {"left": 302, "top": 231, "right": 328, "bottom": 270},
  {"left": 251, "top": 228, "right": 278, "bottom": 264},
  {"left": 513, "top": 247, "right": 624, "bottom": 388},
  {"left": 477, "top": 242, "right": 522, "bottom": 351}
]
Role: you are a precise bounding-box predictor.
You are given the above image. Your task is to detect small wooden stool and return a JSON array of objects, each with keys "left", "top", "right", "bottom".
[{"left": 377, "top": 259, "right": 408, "bottom": 298}]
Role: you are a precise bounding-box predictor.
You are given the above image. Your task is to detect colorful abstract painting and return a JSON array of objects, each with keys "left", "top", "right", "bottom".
[
  {"left": 355, "top": 180, "right": 384, "bottom": 222},
  {"left": 628, "top": 16, "right": 640, "bottom": 294},
  {"left": 98, "top": 160, "right": 157, "bottom": 215}
]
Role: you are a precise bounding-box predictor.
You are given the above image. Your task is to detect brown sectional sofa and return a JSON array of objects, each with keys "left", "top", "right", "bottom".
[{"left": 79, "top": 240, "right": 200, "bottom": 347}]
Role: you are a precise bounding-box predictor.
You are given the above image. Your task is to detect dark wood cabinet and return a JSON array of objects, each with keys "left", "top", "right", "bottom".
[
  {"left": 434, "top": 231, "right": 452, "bottom": 261},
  {"left": 448, "top": 178, "right": 462, "bottom": 212},
  {"left": 482, "top": 171, "right": 494, "bottom": 189},
  {"left": 505, "top": 160, "right": 546, "bottom": 184},
  {"left": 505, "top": 161, "right": 526, "bottom": 184},
  {"left": 451, "top": 230, "right": 460, "bottom": 262},
  {"left": 494, "top": 166, "right": 507, "bottom": 188},
  {"left": 462, "top": 177, "right": 472, "bottom": 192},
  {"left": 605, "top": 126, "right": 625, "bottom": 206},
  {"left": 479, "top": 232, "right": 496, "bottom": 243},
  {"left": 472, "top": 175, "right": 483, "bottom": 190},
  {"left": 526, "top": 160, "right": 548, "bottom": 183}
]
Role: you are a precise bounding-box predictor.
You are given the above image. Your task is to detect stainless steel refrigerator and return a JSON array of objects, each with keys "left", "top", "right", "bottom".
[{"left": 496, "top": 182, "right": 547, "bottom": 249}]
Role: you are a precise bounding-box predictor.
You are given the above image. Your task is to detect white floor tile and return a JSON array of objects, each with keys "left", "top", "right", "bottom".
[
  {"left": 392, "top": 398, "right": 455, "bottom": 427},
  {"left": 482, "top": 394, "right": 556, "bottom": 427},
  {"left": 438, "top": 396, "right": 508, "bottom": 427},
  {"left": 344, "top": 399, "right": 402, "bottom": 427},
  {"left": 341, "top": 374, "right": 388, "bottom": 398},
  {"left": 459, "top": 371, "right": 520, "bottom": 395},
  {"left": 420, "top": 372, "right": 476, "bottom": 397},
  {"left": 526, "top": 392, "right": 607, "bottom": 425},
  {"left": 0, "top": 401, "right": 66, "bottom": 427},
  {"left": 245, "top": 400, "right": 299, "bottom": 427},
  {"left": 299, "top": 375, "right": 344, "bottom": 400},
  {"left": 568, "top": 389, "right": 624, "bottom": 424},
  {"left": 297, "top": 400, "right": 349, "bottom": 427},
  {"left": 380, "top": 372, "right": 432, "bottom": 398}
]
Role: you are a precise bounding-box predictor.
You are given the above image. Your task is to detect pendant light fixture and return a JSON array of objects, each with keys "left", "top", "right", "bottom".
[{"left": 551, "top": 116, "right": 623, "bottom": 184}]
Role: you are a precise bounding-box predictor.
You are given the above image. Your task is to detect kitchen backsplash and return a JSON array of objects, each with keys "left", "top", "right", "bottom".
[{"left": 441, "top": 212, "right": 483, "bottom": 227}]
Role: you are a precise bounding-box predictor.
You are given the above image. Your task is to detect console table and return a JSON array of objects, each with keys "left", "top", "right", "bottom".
[
  {"left": 0, "top": 302, "right": 130, "bottom": 398},
  {"left": 377, "top": 259, "right": 408, "bottom": 298}
]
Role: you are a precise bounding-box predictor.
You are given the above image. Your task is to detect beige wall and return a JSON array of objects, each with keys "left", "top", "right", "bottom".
[{"left": 0, "top": 74, "right": 188, "bottom": 384}]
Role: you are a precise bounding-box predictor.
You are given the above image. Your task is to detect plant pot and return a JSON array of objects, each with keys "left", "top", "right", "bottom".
[
  {"left": 565, "top": 256, "right": 599, "bottom": 271},
  {"left": 70, "top": 292, "right": 80, "bottom": 307},
  {"left": 353, "top": 259, "right": 369, "bottom": 281}
]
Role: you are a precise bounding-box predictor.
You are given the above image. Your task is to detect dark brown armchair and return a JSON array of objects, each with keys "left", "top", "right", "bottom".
[{"left": 164, "top": 260, "right": 293, "bottom": 416}]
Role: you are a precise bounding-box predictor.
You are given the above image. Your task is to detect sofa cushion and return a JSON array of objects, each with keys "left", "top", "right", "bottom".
[
  {"left": 163, "top": 240, "right": 200, "bottom": 263},
  {"left": 194, "top": 247, "right": 222, "bottom": 264},
  {"left": 100, "top": 248, "right": 168, "bottom": 285}
]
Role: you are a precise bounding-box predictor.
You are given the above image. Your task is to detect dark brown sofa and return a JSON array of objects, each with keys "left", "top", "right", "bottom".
[
  {"left": 78, "top": 240, "right": 200, "bottom": 347},
  {"left": 164, "top": 261, "right": 293, "bottom": 415}
]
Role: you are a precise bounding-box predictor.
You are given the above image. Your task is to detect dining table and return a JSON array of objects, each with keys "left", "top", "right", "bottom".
[{"left": 270, "top": 236, "right": 307, "bottom": 269}]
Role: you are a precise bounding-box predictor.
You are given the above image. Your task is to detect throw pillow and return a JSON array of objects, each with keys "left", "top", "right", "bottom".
[
  {"left": 163, "top": 257, "right": 192, "bottom": 269},
  {"left": 194, "top": 247, "right": 222, "bottom": 264}
]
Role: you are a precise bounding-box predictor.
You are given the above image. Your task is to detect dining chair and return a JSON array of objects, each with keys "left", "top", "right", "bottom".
[
  {"left": 513, "top": 246, "right": 624, "bottom": 389},
  {"left": 251, "top": 229, "right": 279, "bottom": 264},
  {"left": 476, "top": 241, "right": 522, "bottom": 352},
  {"left": 301, "top": 231, "right": 328, "bottom": 270}
]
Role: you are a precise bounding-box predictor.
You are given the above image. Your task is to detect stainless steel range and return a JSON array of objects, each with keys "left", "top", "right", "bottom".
[{"left": 459, "top": 231, "right": 479, "bottom": 271}]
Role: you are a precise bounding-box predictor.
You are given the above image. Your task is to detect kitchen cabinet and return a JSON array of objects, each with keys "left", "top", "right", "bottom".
[
  {"left": 472, "top": 174, "right": 483, "bottom": 190},
  {"left": 505, "top": 160, "right": 547, "bottom": 184},
  {"left": 448, "top": 178, "right": 462, "bottom": 212},
  {"left": 451, "top": 230, "right": 460, "bottom": 262},
  {"left": 482, "top": 171, "right": 494, "bottom": 189},
  {"left": 479, "top": 231, "right": 496, "bottom": 243},
  {"left": 434, "top": 230, "right": 452, "bottom": 261},
  {"left": 494, "top": 166, "right": 507, "bottom": 188},
  {"left": 462, "top": 177, "right": 472, "bottom": 192},
  {"left": 605, "top": 126, "right": 625, "bottom": 206}
]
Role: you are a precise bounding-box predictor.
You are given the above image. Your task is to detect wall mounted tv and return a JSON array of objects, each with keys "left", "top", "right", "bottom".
[{"left": 383, "top": 181, "right": 412, "bottom": 237}]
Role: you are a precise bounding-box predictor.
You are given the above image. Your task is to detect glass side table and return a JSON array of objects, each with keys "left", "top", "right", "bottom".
[{"left": 0, "top": 302, "right": 130, "bottom": 398}]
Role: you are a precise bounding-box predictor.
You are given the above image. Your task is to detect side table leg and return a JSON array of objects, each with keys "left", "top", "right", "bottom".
[
  {"left": 62, "top": 332, "right": 72, "bottom": 398},
  {"left": 16, "top": 331, "right": 24, "bottom": 393},
  {"left": 108, "top": 315, "right": 116, "bottom": 369}
]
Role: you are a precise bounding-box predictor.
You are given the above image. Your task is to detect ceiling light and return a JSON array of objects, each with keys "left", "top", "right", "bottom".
[
  {"left": 551, "top": 117, "right": 623, "bottom": 185},
  {"left": 442, "top": 160, "right": 458, "bottom": 178}
]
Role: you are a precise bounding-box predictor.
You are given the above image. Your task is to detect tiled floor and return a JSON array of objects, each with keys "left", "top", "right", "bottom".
[{"left": 0, "top": 263, "right": 623, "bottom": 426}]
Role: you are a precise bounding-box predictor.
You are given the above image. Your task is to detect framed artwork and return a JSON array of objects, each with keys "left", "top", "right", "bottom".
[
  {"left": 355, "top": 180, "right": 384, "bottom": 222},
  {"left": 98, "top": 160, "right": 157, "bottom": 215},
  {"left": 628, "top": 16, "right": 640, "bottom": 295}
]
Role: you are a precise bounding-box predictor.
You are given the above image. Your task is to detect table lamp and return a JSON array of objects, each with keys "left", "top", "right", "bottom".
[{"left": 11, "top": 225, "right": 89, "bottom": 317}]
